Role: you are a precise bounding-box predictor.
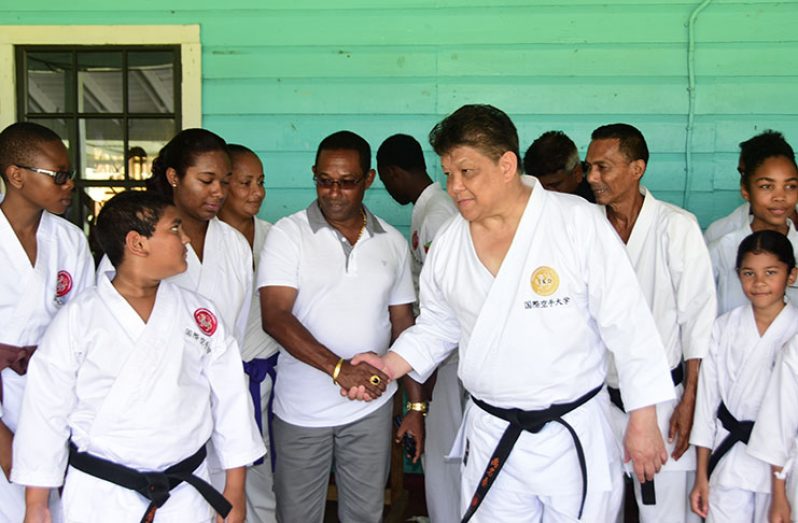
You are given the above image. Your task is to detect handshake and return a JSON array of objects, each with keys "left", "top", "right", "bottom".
[{"left": 334, "top": 352, "right": 394, "bottom": 401}]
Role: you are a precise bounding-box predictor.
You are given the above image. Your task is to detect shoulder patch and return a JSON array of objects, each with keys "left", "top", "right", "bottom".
[
  {"left": 194, "top": 308, "right": 218, "bottom": 336},
  {"left": 56, "top": 270, "right": 73, "bottom": 298}
]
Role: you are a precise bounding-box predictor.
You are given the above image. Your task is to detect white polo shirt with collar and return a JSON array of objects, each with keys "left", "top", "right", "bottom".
[{"left": 256, "top": 201, "right": 416, "bottom": 427}]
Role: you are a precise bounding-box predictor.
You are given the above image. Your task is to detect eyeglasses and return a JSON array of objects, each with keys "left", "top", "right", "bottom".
[
  {"left": 313, "top": 175, "right": 365, "bottom": 190},
  {"left": 16, "top": 164, "right": 75, "bottom": 185}
]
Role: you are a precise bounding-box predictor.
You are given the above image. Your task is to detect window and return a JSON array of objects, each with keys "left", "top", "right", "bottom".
[
  {"left": 0, "top": 25, "right": 201, "bottom": 230},
  {"left": 17, "top": 46, "right": 180, "bottom": 227}
]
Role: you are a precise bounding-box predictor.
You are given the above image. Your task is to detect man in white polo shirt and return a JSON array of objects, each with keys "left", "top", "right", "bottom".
[{"left": 257, "top": 130, "right": 419, "bottom": 523}]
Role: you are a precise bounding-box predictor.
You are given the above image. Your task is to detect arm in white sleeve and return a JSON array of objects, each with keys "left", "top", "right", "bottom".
[
  {"left": 690, "top": 321, "right": 722, "bottom": 449},
  {"left": 11, "top": 307, "right": 78, "bottom": 487},
  {"left": 207, "top": 327, "right": 265, "bottom": 469},
  {"left": 584, "top": 207, "right": 675, "bottom": 411},
  {"left": 748, "top": 346, "right": 798, "bottom": 467},
  {"left": 670, "top": 216, "right": 716, "bottom": 361},
  {"left": 390, "top": 246, "right": 459, "bottom": 382}
]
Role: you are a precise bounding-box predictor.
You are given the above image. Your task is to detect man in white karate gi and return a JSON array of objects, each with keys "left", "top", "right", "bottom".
[
  {"left": 377, "top": 133, "right": 464, "bottom": 523},
  {"left": 347, "top": 105, "right": 676, "bottom": 522},
  {"left": 0, "top": 122, "right": 95, "bottom": 522},
  {"left": 585, "top": 123, "right": 716, "bottom": 523}
]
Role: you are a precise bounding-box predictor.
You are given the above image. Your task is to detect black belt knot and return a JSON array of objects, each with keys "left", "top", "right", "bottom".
[
  {"left": 707, "top": 401, "right": 754, "bottom": 478},
  {"left": 68, "top": 442, "right": 231, "bottom": 523},
  {"left": 461, "top": 384, "right": 602, "bottom": 522}
]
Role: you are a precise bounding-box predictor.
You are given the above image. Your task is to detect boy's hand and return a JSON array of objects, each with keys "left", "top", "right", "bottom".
[
  {"left": 689, "top": 475, "right": 709, "bottom": 518},
  {"left": 218, "top": 467, "right": 246, "bottom": 523}
]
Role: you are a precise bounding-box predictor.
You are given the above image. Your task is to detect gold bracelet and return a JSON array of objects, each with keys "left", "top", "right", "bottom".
[
  {"left": 406, "top": 401, "right": 428, "bottom": 416},
  {"left": 332, "top": 357, "right": 344, "bottom": 385}
]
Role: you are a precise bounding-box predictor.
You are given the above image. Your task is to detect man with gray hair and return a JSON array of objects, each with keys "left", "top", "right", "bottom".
[{"left": 523, "top": 130, "right": 594, "bottom": 202}]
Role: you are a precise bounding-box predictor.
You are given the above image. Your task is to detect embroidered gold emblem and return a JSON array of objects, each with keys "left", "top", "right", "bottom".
[{"left": 530, "top": 266, "right": 559, "bottom": 296}]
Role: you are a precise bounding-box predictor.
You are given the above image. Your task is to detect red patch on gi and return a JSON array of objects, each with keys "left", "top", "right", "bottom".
[
  {"left": 411, "top": 230, "right": 419, "bottom": 251},
  {"left": 194, "top": 308, "right": 218, "bottom": 336},
  {"left": 56, "top": 270, "right": 73, "bottom": 297}
]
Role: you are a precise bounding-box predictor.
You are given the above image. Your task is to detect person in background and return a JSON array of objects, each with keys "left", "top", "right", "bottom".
[
  {"left": 218, "top": 144, "right": 279, "bottom": 523},
  {"left": 585, "top": 123, "right": 714, "bottom": 523},
  {"left": 377, "top": 133, "right": 464, "bottom": 523},
  {"left": 523, "top": 130, "right": 595, "bottom": 202},
  {"left": 0, "top": 122, "right": 94, "bottom": 522}
]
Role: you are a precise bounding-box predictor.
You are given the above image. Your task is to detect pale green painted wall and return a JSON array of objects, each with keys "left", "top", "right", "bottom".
[{"left": 3, "top": 1, "right": 798, "bottom": 232}]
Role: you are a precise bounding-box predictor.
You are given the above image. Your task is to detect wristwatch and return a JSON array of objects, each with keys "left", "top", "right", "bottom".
[{"left": 406, "top": 401, "right": 428, "bottom": 416}]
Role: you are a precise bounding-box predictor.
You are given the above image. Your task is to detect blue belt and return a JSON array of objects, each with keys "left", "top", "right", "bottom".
[{"left": 243, "top": 352, "right": 279, "bottom": 469}]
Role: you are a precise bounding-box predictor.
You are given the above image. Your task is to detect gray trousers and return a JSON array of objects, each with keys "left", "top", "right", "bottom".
[{"left": 273, "top": 401, "right": 392, "bottom": 523}]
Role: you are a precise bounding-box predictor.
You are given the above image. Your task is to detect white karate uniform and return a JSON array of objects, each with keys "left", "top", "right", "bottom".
[
  {"left": 97, "top": 217, "right": 253, "bottom": 345},
  {"left": 748, "top": 335, "right": 798, "bottom": 523},
  {"left": 604, "top": 187, "right": 715, "bottom": 523},
  {"left": 242, "top": 217, "right": 279, "bottom": 523},
  {"left": 410, "top": 182, "right": 464, "bottom": 523},
  {"left": 709, "top": 221, "right": 798, "bottom": 315},
  {"left": 391, "top": 177, "right": 676, "bottom": 522},
  {"left": 11, "top": 275, "right": 265, "bottom": 523},
  {"left": 691, "top": 303, "right": 798, "bottom": 522},
  {"left": 704, "top": 203, "right": 750, "bottom": 245},
  {"left": 0, "top": 208, "right": 94, "bottom": 523}
]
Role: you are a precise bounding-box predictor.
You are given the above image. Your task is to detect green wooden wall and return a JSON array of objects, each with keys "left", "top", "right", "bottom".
[{"left": 3, "top": 0, "right": 798, "bottom": 232}]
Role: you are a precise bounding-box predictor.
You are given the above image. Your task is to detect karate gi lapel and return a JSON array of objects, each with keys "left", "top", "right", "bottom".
[
  {"left": 0, "top": 208, "right": 41, "bottom": 340},
  {"left": 726, "top": 303, "right": 798, "bottom": 412},
  {"left": 88, "top": 277, "right": 179, "bottom": 438},
  {"left": 463, "top": 178, "right": 546, "bottom": 370},
  {"left": 624, "top": 187, "right": 656, "bottom": 266}
]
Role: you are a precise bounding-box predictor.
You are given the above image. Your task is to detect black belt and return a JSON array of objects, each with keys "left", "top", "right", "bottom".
[
  {"left": 707, "top": 401, "right": 754, "bottom": 478},
  {"left": 606, "top": 362, "right": 685, "bottom": 506},
  {"left": 461, "top": 385, "right": 602, "bottom": 522},
  {"left": 68, "top": 442, "right": 231, "bottom": 523}
]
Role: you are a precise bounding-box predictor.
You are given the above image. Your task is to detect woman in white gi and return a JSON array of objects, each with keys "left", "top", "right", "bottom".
[
  {"left": 691, "top": 230, "right": 798, "bottom": 522},
  {"left": 218, "top": 144, "right": 279, "bottom": 523},
  {"left": 709, "top": 139, "right": 798, "bottom": 315},
  {"left": 12, "top": 191, "right": 264, "bottom": 523}
]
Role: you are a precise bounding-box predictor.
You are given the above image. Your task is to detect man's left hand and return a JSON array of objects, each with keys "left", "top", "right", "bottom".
[
  {"left": 668, "top": 395, "right": 695, "bottom": 460},
  {"left": 396, "top": 411, "right": 425, "bottom": 463}
]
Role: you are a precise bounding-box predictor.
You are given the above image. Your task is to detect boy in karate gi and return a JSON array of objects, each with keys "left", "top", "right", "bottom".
[
  {"left": 0, "top": 122, "right": 94, "bottom": 522},
  {"left": 12, "top": 191, "right": 265, "bottom": 523},
  {"left": 347, "top": 105, "right": 675, "bottom": 522}
]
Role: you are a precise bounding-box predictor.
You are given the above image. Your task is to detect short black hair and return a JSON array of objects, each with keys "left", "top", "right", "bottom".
[
  {"left": 146, "top": 128, "right": 229, "bottom": 201},
  {"left": 739, "top": 131, "right": 796, "bottom": 187},
  {"left": 736, "top": 229, "right": 796, "bottom": 272},
  {"left": 314, "top": 131, "right": 371, "bottom": 175},
  {"left": 523, "top": 131, "right": 580, "bottom": 177},
  {"left": 376, "top": 134, "right": 426, "bottom": 172},
  {"left": 591, "top": 123, "right": 649, "bottom": 164},
  {"left": 95, "top": 191, "right": 173, "bottom": 268},
  {"left": 227, "top": 143, "right": 257, "bottom": 158},
  {"left": 0, "top": 122, "right": 64, "bottom": 180},
  {"left": 429, "top": 104, "right": 520, "bottom": 167}
]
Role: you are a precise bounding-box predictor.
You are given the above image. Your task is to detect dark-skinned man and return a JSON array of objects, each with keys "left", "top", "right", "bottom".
[
  {"left": 585, "top": 123, "right": 716, "bottom": 523},
  {"left": 258, "top": 131, "right": 423, "bottom": 523}
]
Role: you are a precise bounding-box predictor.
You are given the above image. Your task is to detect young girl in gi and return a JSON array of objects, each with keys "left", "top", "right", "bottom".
[
  {"left": 709, "top": 138, "right": 798, "bottom": 315},
  {"left": 691, "top": 230, "right": 798, "bottom": 522}
]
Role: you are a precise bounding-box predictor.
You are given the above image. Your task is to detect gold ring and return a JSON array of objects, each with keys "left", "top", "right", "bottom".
[{"left": 370, "top": 375, "right": 382, "bottom": 386}]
